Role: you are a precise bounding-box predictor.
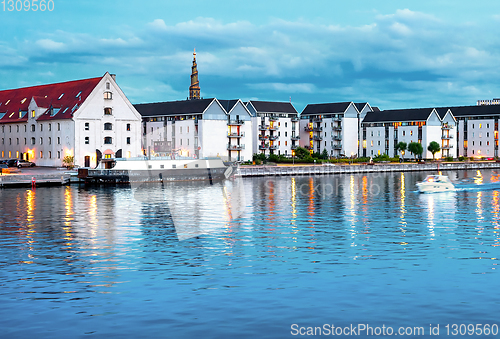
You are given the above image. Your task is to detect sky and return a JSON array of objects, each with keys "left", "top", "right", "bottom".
[{"left": 1, "top": 0, "right": 500, "bottom": 112}]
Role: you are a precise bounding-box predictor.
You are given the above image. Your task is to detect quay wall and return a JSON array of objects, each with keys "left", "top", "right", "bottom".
[{"left": 236, "top": 162, "right": 500, "bottom": 177}]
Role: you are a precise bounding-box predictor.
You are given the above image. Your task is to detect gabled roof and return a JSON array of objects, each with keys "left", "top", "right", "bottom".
[
  {"left": 363, "top": 108, "right": 435, "bottom": 123},
  {"left": 0, "top": 76, "right": 102, "bottom": 123},
  {"left": 436, "top": 105, "right": 500, "bottom": 117},
  {"left": 301, "top": 102, "right": 352, "bottom": 115},
  {"left": 435, "top": 108, "right": 451, "bottom": 119},
  {"left": 134, "top": 98, "right": 216, "bottom": 117},
  {"left": 247, "top": 100, "right": 298, "bottom": 114},
  {"left": 217, "top": 99, "right": 239, "bottom": 113},
  {"left": 354, "top": 102, "right": 369, "bottom": 112}
]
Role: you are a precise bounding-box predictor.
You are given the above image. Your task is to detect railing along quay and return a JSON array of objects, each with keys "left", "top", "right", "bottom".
[{"left": 236, "top": 162, "right": 500, "bottom": 177}]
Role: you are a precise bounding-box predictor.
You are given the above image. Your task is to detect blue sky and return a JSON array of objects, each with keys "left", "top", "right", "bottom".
[{"left": 2, "top": 0, "right": 500, "bottom": 111}]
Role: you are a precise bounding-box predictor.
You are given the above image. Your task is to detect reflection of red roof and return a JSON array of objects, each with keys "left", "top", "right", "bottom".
[
  {"left": 103, "top": 149, "right": 114, "bottom": 155},
  {"left": 0, "top": 76, "right": 102, "bottom": 123}
]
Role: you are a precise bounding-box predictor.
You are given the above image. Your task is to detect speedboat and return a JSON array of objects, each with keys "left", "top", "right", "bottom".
[{"left": 416, "top": 174, "right": 455, "bottom": 193}]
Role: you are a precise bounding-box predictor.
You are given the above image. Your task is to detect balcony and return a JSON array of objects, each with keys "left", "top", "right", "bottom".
[
  {"left": 333, "top": 135, "right": 342, "bottom": 141},
  {"left": 269, "top": 125, "right": 278, "bottom": 131},
  {"left": 441, "top": 135, "right": 453, "bottom": 139},
  {"left": 228, "top": 132, "right": 245, "bottom": 138},
  {"left": 269, "top": 135, "right": 279, "bottom": 141},
  {"left": 442, "top": 124, "right": 453, "bottom": 130},
  {"left": 259, "top": 144, "right": 269, "bottom": 150},
  {"left": 258, "top": 135, "right": 269, "bottom": 141},
  {"left": 304, "top": 126, "right": 313, "bottom": 132},
  {"left": 333, "top": 126, "right": 342, "bottom": 131},
  {"left": 227, "top": 144, "right": 245, "bottom": 151},
  {"left": 291, "top": 145, "right": 299, "bottom": 150},
  {"left": 333, "top": 143, "right": 342, "bottom": 149},
  {"left": 313, "top": 126, "right": 323, "bottom": 132},
  {"left": 313, "top": 117, "right": 323, "bottom": 122},
  {"left": 333, "top": 117, "right": 342, "bottom": 122},
  {"left": 442, "top": 144, "right": 453, "bottom": 149},
  {"left": 313, "top": 135, "right": 323, "bottom": 141},
  {"left": 259, "top": 125, "right": 269, "bottom": 130},
  {"left": 268, "top": 116, "right": 278, "bottom": 122},
  {"left": 228, "top": 119, "right": 245, "bottom": 126},
  {"left": 269, "top": 144, "right": 278, "bottom": 150},
  {"left": 291, "top": 116, "right": 299, "bottom": 122},
  {"left": 291, "top": 135, "right": 300, "bottom": 140}
]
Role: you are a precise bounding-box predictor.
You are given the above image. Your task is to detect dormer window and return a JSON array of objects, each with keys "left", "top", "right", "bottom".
[
  {"left": 5, "top": 100, "right": 10, "bottom": 105},
  {"left": 58, "top": 93, "right": 64, "bottom": 100},
  {"left": 76, "top": 91, "right": 81, "bottom": 98},
  {"left": 21, "top": 98, "right": 26, "bottom": 104},
  {"left": 104, "top": 92, "right": 113, "bottom": 100},
  {"left": 31, "top": 110, "right": 35, "bottom": 118}
]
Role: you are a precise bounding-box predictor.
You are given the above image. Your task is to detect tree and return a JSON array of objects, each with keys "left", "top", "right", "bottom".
[
  {"left": 294, "top": 146, "right": 310, "bottom": 159},
  {"left": 395, "top": 141, "right": 407, "bottom": 160},
  {"left": 408, "top": 142, "right": 423, "bottom": 160},
  {"left": 63, "top": 155, "right": 74, "bottom": 169},
  {"left": 321, "top": 149, "right": 329, "bottom": 160},
  {"left": 427, "top": 141, "right": 441, "bottom": 160}
]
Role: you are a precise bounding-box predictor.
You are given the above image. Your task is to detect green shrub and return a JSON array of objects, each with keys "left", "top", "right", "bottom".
[
  {"left": 458, "top": 156, "right": 465, "bottom": 161},
  {"left": 445, "top": 156, "right": 454, "bottom": 162}
]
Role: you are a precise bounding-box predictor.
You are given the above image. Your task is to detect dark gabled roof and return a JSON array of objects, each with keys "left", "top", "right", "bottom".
[
  {"left": 301, "top": 102, "right": 352, "bottom": 115},
  {"left": 134, "top": 98, "right": 215, "bottom": 116},
  {"left": 372, "top": 107, "right": 380, "bottom": 112},
  {"left": 247, "top": 100, "right": 298, "bottom": 114},
  {"left": 435, "top": 108, "right": 450, "bottom": 119},
  {"left": 362, "top": 107, "right": 435, "bottom": 123},
  {"left": 436, "top": 105, "right": 500, "bottom": 117},
  {"left": 0, "top": 76, "right": 102, "bottom": 123},
  {"left": 354, "top": 102, "right": 368, "bottom": 112},
  {"left": 218, "top": 99, "right": 239, "bottom": 113}
]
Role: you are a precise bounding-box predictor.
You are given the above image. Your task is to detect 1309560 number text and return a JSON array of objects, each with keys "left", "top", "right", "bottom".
[{"left": 2, "top": 0, "right": 54, "bottom": 11}]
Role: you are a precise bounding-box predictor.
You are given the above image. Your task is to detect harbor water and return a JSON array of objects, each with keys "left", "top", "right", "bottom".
[{"left": 1, "top": 169, "right": 499, "bottom": 338}]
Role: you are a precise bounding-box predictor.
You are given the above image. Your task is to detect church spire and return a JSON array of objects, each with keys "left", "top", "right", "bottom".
[{"left": 189, "top": 49, "right": 201, "bottom": 100}]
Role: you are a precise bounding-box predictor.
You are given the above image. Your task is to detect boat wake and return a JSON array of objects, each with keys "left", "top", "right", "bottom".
[{"left": 454, "top": 182, "right": 500, "bottom": 192}]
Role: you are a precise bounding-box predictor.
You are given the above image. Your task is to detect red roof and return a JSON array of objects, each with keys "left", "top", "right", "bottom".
[{"left": 0, "top": 76, "right": 102, "bottom": 123}]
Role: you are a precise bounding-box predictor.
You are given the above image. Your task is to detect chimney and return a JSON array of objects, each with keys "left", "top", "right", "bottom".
[{"left": 111, "top": 74, "right": 116, "bottom": 81}]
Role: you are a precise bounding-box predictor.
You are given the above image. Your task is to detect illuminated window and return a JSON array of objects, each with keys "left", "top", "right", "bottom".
[
  {"left": 126, "top": 123, "right": 131, "bottom": 131},
  {"left": 104, "top": 107, "right": 112, "bottom": 115},
  {"left": 40, "top": 151, "right": 43, "bottom": 158},
  {"left": 31, "top": 110, "right": 35, "bottom": 118},
  {"left": 104, "top": 92, "right": 113, "bottom": 100},
  {"left": 479, "top": 123, "right": 482, "bottom": 128}
]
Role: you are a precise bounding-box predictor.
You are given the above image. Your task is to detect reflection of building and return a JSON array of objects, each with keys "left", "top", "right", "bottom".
[
  {"left": 299, "top": 102, "right": 374, "bottom": 157},
  {"left": 245, "top": 100, "right": 299, "bottom": 157},
  {"left": 0, "top": 72, "right": 142, "bottom": 167},
  {"left": 362, "top": 107, "right": 457, "bottom": 159}
]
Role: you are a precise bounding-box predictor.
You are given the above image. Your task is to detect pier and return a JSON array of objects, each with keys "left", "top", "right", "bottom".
[
  {"left": 0, "top": 169, "right": 71, "bottom": 188},
  {"left": 236, "top": 161, "right": 500, "bottom": 177}
]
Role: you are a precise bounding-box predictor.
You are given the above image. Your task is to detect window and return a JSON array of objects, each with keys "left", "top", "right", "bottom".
[
  {"left": 49, "top": 137, "right": 51, "bottom": 145},
  {"left": 40, "top": 137, "right": 43, "bottom": 145},
  {"left": 31, "top": 124, "right": 35, "bottom": 132},
  {"left": 16, "top": 125, "right": 19, "bottom": 132},
  {"left": 48, "top": 123, "right": 51, "bottom": 131},
  {"left": 106, "top": 82, "right": 110, "bottom": 90},
  {"left": 127, "top": 137, "right": 131, "bottom": 145},
  {"left": 487, "top": 132, "right": 490, "bottom": 138},
  {"left": 24, "top": 125, "right": 26, "bottom": 132},
  {"left": 49, "top": 151, "right": 52, "bottom": 159},
  {"left": 378, "top": 140, "right": 381, "bottom": 146},
  {"left": 31, "top": 110, "right": 35, "bottom": 118},
  {"left": 104, "top": 107, "right": 112, "bottom": 115},
  {"left": 410, "top": 130, "right": 413, "bottom": 136},
  {"left": 31, "top": 137, "right": 35, "bottom": 145},
  {"left": 104, "top": 92, "right": 113, "bottom": 100},
  {"left": 1, "top": 138, "right": 3, "bottom": 145},
  {"left": 104, "top": 137, "right": 112, "bottom": 144},
  {"left": 180, "top": 127, "right": 182, "bottom": 134},
  {"left": 403, "top": 131, "right": 405, "bottom": 136},
  {"left": 187, "top": 126, "right": 189, "bottom": 133},
  {"left": 285, "top": 131, "right": 287, "bottom": 137},
  {"left": 187, "top": 139, "right": 189, "bottom": 146},
  {"left": 9, "top": 126, "right": 11, "bottom": 133},
  {"left": 180, "top": 139, "right": 182, "bottom": 146},
  {"left": 9, "top": 138, "right": 11, "bottom": 145},
  {"left": 172, "top": 164, "right": 176, "bottom": 168},
  {"left": 85, "top": 123, "right": 89, "bottom": 130},
  {"left": 85, "top": 137, "right": 89, "bottom": 144},
  {"left": 479, "top": 123, "right": 482, "bottom": 128},
  {"left": 57, "top": 123, "right": 60, "bottom": 131},
  {"left": 24, "top": 138, "right": 26, "bottom": 145},
  {"left": 40, "top": 151, "right": 43, "bottom": 158},
  {"left": 126, "top": 123, "right": 131, "bottom": 131},
  {"left": 16, "top": 138, "right": 19, "bottom": 145},
  {"left": 104, "top": 123, "right": 113, "bottom": 130},
  {"left": 371, "top": 131, "right": 374, "bottom": 137},
  {"left": 285, "top": 122, "right": 288, "bottom": 128},
  {"left": 57, "top": 137, "right": 61, "bottom": 144},
  {"left": 40, "top": 124, "right": 43, "bottom": 132},
  {"left": 57, "top": 151, "right": 61, "bottom": 159}
]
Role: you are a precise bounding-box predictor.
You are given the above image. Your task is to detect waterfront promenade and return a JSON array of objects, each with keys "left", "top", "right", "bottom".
[{"left": 237, "top": 161, "right": 500, "bottom": 177}]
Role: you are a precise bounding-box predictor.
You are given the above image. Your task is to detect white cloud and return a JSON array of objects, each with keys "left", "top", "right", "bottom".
[{"left": 36, "top": 39, "right": 65, "bottom": 51}]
